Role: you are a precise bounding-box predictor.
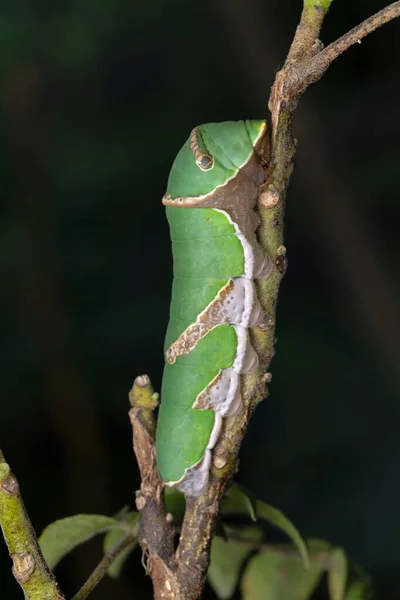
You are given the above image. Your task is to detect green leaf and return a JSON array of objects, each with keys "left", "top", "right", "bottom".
[
  {"left": 39, "top": 514, "right": 121, "bottom": 570},
  {"left": 208, "top": 526, "right": 262, "bottom": 600},
  {"left": 103, "top": 512, "right": 139, "bottom": 579},
  {"left": 221, "top": 484, "right": 257, "bottom": 522},
  {"left": 345, "top": 581, "right": 373, "bottom": 600},
  {"left": 328, "top": 547, "right": 348, "bottom": 600},
  {"left": 221, "top": 485, "right": 308, "bottom": 568},
  {"left": 256, "top": 500, "right": 309, "bottom": 569},
  {"left": 344, "top": 568, "right": 374, "bottom": 600},
  {"left": 241, "top": 540, "right": 327, "bottom": 600}
]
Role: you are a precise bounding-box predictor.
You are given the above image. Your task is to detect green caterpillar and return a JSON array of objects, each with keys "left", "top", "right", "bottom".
[{"left": 155, "top": 120, "right": 271, "bottom": 496}]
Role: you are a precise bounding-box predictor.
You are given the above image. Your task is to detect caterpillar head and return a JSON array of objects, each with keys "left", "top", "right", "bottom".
[{"left": 162, "top": 120, "right": 267, "bottom": 206}]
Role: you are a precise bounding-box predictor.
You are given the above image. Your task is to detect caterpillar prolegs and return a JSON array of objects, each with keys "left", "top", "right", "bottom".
[{"left": 155, "top": 120, "right": 271, "bottom": 496}]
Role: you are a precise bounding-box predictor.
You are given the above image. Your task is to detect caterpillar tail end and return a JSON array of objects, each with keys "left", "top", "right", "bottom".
[
  {"left": 165, "top": 450, "right": 211, "bottom": 497},
  {"left": 164, "top": 413, "right": 223, "bottom": 497}
]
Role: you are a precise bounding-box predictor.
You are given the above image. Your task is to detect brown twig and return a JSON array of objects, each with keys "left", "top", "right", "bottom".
[
  {"left": 129, "top": 376, "right": 179, "bottom": 599},
  {"left": 129, "top": 2, "right": 400, "bottom": 599},
  {"left": 310, "top": 1, "right": 400, "bottom": 77},
  {"left": 215, "top": 0, "right": 400, "bottom": 401},
  {"left": 269, "top": 1, "right": 400, "bottom": 141}
]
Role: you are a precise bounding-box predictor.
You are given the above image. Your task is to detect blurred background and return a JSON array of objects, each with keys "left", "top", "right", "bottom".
[{"left": 0, "top": 0, "right": 399, "bottom": 597}]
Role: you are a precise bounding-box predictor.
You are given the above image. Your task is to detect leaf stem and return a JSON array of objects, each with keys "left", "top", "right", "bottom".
[{"left": 71, "top": 534, "right": 135, "bottom": 600}]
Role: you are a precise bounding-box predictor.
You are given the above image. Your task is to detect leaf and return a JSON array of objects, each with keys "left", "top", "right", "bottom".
[
  {"left": 221, "top": 484, "right": 257, "bottom": 522},
  {"left": 221, "top": 485, "right": 309, "bottom": 568},
  {"left": 208, "top": 538, "right": 252, "bottom": 599},
  {"left": 328, "top": 547, "right": 348, "bottom": 600},
  {"left": 39, "top": 514, "right": 121, "bottom": 570},
  {"left": 103, "top": 511, "right": 139, "bottom": 579},
  {"left": 208, "top": 526, "right": 262, "bottom": 600},
  {"left": 256, "top": 500, "right": 309, "bottom": 569},
  {"left": 241, "top": 540, "right": 327, "bottom": 600},
  {"left": 344, "top": 567, "right": 374, "bottom": 600}
]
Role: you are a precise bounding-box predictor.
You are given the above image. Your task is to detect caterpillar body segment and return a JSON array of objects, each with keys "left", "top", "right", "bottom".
[{"left": 156, "top": 120, "right": 271, "bottom": 496}]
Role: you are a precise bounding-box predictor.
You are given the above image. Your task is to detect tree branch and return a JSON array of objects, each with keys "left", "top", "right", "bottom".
[
  {"left": 71, "top": 533, "right": 136, "bottom": 600},
  {"left": 0, "top": 450, "right": 64, "bottom": 600},
  {"left": 270, "top": 0, "right": 400, "bottom": 123},
  {"left": 129, "top": 2, "right": 400, "bottom": 599},
  {"left": 216, "top": 0, "right": 400, "bottom": 402},
  {"left": 128, "top": 376, "right": 180, "bottom": 599}
]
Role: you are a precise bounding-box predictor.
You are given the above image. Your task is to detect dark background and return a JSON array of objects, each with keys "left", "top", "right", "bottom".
[{"left": 0, "top": 0, "right": 399, "bottom": 598}]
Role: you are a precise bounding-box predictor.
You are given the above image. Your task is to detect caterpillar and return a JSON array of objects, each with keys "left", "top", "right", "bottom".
[{"left": 155, "top": 120, "right": 271, "bottom": 496}]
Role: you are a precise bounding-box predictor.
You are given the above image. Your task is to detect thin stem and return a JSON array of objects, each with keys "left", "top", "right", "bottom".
[
  {"left": 0, "top": 450, "right": 64, "bottom": 600},
  {"left": 274, "top": 0, "right": 400, "bottom": 107},
  {"left": 71, "top": 534, "right": 135, "bottom": 600},
  {"left": 310, "top": 1, "right": 400, "bottom": 79},
  {"left": 286, "top": 3, "right": 327, "bottom": 64}
]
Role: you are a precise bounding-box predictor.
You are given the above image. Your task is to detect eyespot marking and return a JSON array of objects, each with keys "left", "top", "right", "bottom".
[
  {"left": 199, "top": 155, "right": 213, "bottom": 170},
  {"left": 190, "top": 127, "right": 214, "bottom": 171}
]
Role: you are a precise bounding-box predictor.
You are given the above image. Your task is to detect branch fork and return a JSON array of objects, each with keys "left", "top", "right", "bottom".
[{"left": 129, "top": 3, "right": 400, "bottom": 600}]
